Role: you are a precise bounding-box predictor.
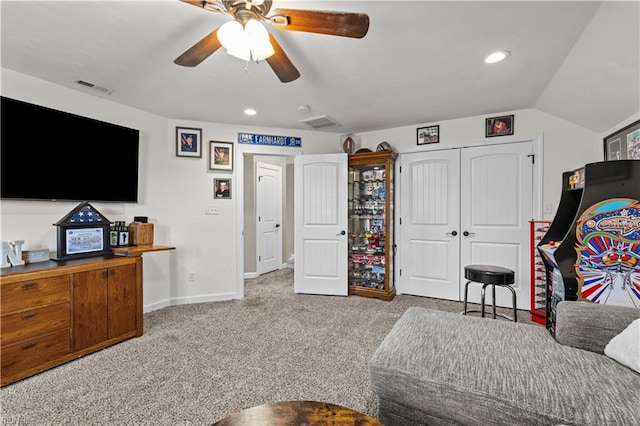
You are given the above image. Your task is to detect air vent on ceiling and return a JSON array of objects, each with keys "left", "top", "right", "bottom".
[
  {"left": 75, "top": 80, "right": 114, "bottom": 95},
  {"left": 299, "top": 115, "right": 340, "bottom": 129}
]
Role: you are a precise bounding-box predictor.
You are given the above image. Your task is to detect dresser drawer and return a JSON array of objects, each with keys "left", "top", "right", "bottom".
[
  {"left": 1, "top": 330, "right": 71, "bottom": 378},
  {"left": 1, "top": 275, "right": 70, "bottom": 313},
  {"left": 1, "top": 302, "right": 70, "bottom": 346}
]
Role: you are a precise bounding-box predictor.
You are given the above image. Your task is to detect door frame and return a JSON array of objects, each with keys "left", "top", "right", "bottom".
[
  {"left": 395, "top": 133, "right": 544, "bottom": 295},
  {"left": 235, "top": 144, "right": 302, "bottom": 299}
]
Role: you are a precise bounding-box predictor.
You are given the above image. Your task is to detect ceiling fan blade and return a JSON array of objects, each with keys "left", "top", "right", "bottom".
[
  {"left": 174, "top": 28, "right": 222, "bottom": 67},
  {"left": 269, "top": 9, "right": 369, "bottom": 38},
  {"left": 265, "top": 33, "right": 300, "bottom": 83}
]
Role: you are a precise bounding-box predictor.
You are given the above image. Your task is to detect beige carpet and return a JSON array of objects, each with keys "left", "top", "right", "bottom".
[{"left": 0, "top": 268, "right": 534, "bottom": 425}]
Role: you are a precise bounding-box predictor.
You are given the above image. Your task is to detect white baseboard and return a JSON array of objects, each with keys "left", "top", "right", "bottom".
[
  {"left": 143, "top": 292, "right": 239, "bottom": 313},
  {"left": 143, "top": 299, "right": 171, "bottom": 313}
]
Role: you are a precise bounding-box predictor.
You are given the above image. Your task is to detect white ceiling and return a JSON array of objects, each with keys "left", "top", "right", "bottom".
[{"left": 1, "top": 1, "right": 638, "bottom": 134}]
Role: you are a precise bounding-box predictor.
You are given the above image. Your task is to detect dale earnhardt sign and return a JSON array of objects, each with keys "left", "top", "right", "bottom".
[{"left": 237, "top": 133, "right": 301, "bottom": 147}]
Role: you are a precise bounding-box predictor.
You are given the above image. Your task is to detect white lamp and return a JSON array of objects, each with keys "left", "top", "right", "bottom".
[
  {"left": 217, "top": 19, "right": 274, "bottom": 62},
  {"left": 245, "top": 19, "right": 274, "bottom": 61},
  {"left": 218, "top": 20, "right": 250, "bottom": 61}
]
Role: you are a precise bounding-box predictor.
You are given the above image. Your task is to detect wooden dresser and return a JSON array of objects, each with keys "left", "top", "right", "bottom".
[{"left": 0, "top": 255, "right": 143, "bottom": 386}]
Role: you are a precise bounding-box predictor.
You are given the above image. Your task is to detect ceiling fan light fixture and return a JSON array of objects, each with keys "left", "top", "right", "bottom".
[
  {"left": 218, "top": 20, "right": 248, "bottom": 60},
  {"left": 246, "top": 0, "right": 265, "bottom": 8},
  {"left": 217, "top": 19, "right": 274, "bottom": 62},
  {"left": 245, "top": 19, "right": 274, "bottom": 61}
]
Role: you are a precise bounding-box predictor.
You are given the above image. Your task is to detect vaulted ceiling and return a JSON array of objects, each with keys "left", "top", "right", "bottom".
[{"left": 1, "top": 1, "right": 638, "bottom": 134}]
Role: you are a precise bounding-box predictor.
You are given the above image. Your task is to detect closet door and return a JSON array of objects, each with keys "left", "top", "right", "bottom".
[
  {"left": 399, "top": 149, "right": 461, "bottom": 299},
  {"left": 294, "top": 153, "right": 348, "bottom": 296},
  {"left": 460, "top": 142, "right": 533, "bottom": 309}
]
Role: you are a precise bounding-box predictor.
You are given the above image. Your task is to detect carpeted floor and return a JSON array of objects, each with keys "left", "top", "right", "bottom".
[{"left": 0, "top": 268, "right": 534, "bottom": 425}]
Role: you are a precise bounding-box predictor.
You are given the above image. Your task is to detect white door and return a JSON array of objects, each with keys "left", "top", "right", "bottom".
[
  {"left": 399, "top": 149, "right": 461, "bottom": 299},
  {"left": 460, "top": 142, "right": 533, "bottom": 309},
  {"left": 256, "top": 161, "right": 282, "bottom": 275},
  {"left": 294, "top": 153, "right": 348, "bottom": 295},
  {"left": 399, "top": 141, "right": 534, "bottom": 309}
]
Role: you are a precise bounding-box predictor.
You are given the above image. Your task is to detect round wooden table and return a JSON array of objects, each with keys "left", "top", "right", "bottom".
[{"left": 212, "top": 400, "right": 382, "bottom": 425}]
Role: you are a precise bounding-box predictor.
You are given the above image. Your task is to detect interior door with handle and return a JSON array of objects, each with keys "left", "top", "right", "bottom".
[
  {"left": 460, "top": 142, "right": 534, "bottom": 309},
  {"left": 294, "top": 153, "right": 348, "bottom": 296},
  {"left": 257, "top": 161, "right": 283, "bottom": 275},
  {"left": 399, "top": 149, "right": 461, "bottom": 299}
]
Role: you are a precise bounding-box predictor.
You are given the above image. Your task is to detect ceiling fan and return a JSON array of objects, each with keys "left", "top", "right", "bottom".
[{"left": 174, "top": 0, "right": 370, "bottom": 83}]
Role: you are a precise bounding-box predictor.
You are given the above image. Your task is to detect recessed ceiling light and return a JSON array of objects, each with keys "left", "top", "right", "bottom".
[
  {"left": 484, "top": 50, "right": 510, "bottom": 64},
  {"left": 244, "top": 108, "right": 257, "bottom": 116}
]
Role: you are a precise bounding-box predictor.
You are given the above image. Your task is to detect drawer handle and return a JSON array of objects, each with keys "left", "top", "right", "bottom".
[
  {"left": 22, "top": 342, "right": 36, "bottom": 350},
  {"left": 22, "top": 312, "right": 36, "bottom": 319},
  {"left": 21, "top": 282, "right": 35, "bottom": 289}
]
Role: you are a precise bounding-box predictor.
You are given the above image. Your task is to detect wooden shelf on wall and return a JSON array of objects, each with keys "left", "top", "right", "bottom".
[{"left": 111, "top": 245, "right": 175, "bottom": 257}]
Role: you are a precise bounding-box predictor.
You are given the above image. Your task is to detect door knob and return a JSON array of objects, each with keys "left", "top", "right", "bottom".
[
  {"left": 337, "top": 230, "right": 346, "bottom": 236},
  {"left": 446, "top": 231, "right": 458, "bottom": 236},
  {"left": 463, "top": 231, "right": 476, "bottom": 237}
]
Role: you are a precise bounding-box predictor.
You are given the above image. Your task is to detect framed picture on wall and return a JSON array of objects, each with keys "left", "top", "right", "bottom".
[
  {"left": 485, "top": 115, "right": 514, "bottom": 137},
  {"left": 214, "top": 178, "right": 232, "bottom": 199},
  {"left": 176, "top": 127, "right": 202, "bottom": 158},
  {"left": 417, "top": 125, "right": 439, "bottom": 145},
  {"left": 603, "top": 118, "right": 640, "bottom": 161},
  {"left": 209, "top": 141, "right": 234, "bottom": 171}
]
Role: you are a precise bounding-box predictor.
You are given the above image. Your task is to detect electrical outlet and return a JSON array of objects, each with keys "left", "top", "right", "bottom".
[
  {"left": 544, "top": 203, "right": 553, "bottom": 214},
  {"left": 205, "top": 205, "right": 219, "bottom": 215},
  {"left": 188, "top": 271, "right": 196, "bottom": 282}
]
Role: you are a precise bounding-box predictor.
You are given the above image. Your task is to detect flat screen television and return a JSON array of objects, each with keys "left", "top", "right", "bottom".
[{"left": 1, "top": 96, "right": 140, "bottom": 202}]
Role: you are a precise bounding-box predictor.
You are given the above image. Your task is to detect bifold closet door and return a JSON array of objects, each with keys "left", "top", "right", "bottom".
[
  {"left": 399, "top": 149, "right": 461, "bottom": 300},
  {"left": 460, "top": 143, "right": 533, "bottom": 310},
  {"left": 399, "top": 142, "right": 533, "bottom": 309}
]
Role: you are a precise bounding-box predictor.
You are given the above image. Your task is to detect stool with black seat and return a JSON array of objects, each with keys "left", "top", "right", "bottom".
[{"left": 462, "top": 264, "right": 517, "bottom": 322}]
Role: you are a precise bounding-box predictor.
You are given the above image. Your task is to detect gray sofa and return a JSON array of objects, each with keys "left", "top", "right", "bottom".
[{"left": 369, "top": 302, "right": 639, "bottom": 425}]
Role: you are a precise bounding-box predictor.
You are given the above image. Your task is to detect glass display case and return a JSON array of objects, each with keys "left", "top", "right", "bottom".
[{"left": 348, "top": 150, "right": 397, "bottom": 301}]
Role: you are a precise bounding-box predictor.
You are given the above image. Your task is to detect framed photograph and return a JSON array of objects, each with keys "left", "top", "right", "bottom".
[
  {"left": 604, "top": 118, "right": 640, "bottom": 161},
  {"left": 214, "top": 178, "right": 232, "bottom": 199},
  {"left": 485, "top": 115, "right": 514, "bottom": 137},
  {"left": 417, "top": 125, "right": 440, "bottom": 145},
  {"left": 176, "top": 127, "right": 202, "bottom": 158},
  {"left": 209, "top": 141, "right": 234, "bottom": 171}
]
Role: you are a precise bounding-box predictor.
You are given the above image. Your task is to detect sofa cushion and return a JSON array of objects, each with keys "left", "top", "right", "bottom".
[
  {"left": 369, "top": 307, "right": 639, "bottom": 426},
  {"left": 555, "top": 301, "right": 640, "bottom": 354},
  {"left": 604, "top": 318, "right": 640, "bottom": 373}
]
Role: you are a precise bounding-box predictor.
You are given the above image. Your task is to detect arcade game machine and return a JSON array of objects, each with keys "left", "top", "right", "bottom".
[{"left": 538, "top": 160, "right": 640, "bottom": 336}]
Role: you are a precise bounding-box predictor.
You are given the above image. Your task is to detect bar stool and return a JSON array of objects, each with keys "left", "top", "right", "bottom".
[{"left": 462, "top": 264, "right": 517, "bottom": 322}]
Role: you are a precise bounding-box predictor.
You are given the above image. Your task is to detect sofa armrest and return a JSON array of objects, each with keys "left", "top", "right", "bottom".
[{"left": 555, "top": 301, "right": 640, "bottom": 354}]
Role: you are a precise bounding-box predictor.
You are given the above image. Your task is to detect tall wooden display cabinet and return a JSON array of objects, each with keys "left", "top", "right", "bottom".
[{"left": 348, "top": 151, "right": 397, "bottom": 301}]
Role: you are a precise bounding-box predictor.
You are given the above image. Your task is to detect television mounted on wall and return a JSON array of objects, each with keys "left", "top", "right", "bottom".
[{"left": 0, "top": 96, "right": 140, "bottom": 203}]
